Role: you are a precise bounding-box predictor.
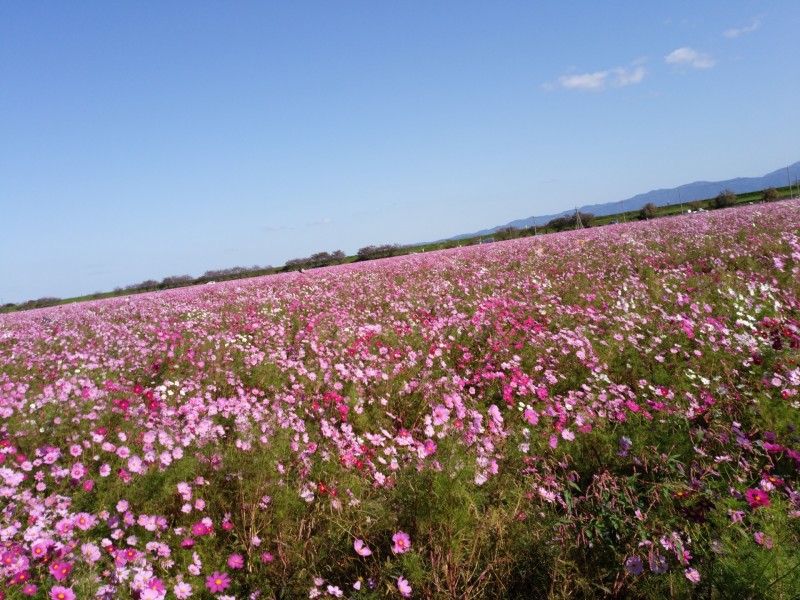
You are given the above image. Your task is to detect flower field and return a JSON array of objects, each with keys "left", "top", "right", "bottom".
[{"left": 1, "top": 201, "right": 800, "bottom": 599}]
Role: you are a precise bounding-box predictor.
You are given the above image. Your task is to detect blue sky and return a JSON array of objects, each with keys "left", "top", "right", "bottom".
[{"left": 2, "top": 2, "right": 799, "bottom": 303}]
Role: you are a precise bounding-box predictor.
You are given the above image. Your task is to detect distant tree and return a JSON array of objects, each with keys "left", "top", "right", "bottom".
[
  {"left": 495, "top": 226, "right": 519, "bottom": 241},
  {"left": 762, "top": 187, "right": 780, "bottom": 203},
  {"left": 22, "top": 297, "right": 62, "bottom": 309},
  {"left": 357, "top": 244, "right": 403, "bottom": 260},
  {"left": 125, "top": 280, "right": 159, "bottom": 291},
  {"left": 285, "top": 258, "right": 311, "bottom": 271},
  {"left": 160, "top": 275, "right": 194, "bottom": 288},
  {"left": 330, "top": 250, "right": 346, "bottom": 264},
  {"left": 547, "top": 212, "right": 595, "bottom": 231},
  {"left": 638, "top": 203, "right": 657, "bottom": 220},
  {"left": 689, "top": 201, "right": 702, "bottom": 212},
  {"left": 713, "top": 188, "right": 736, "bottom": 209},
  {"left": 546, "top": 216, "right": 570, "bottom": 232},
  {"left": 308, "top": 252, "right": 332, "bottom": 267}
]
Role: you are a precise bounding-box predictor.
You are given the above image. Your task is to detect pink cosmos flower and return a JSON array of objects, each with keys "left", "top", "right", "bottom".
[
  {"left": 206, "top": 571, "right": 231, "bottom": 593},
  {"left": 174, "top": 582, "right": 193, "bottom": 599},
  {"left": 354, "top": 539, "right": 372, "bottom": 556},
  {"left": 728, "top": 509, "right": 745, "bottom": 523},
  {"left": 49, "top": 561, "right": 72, "bottom": 581},
  {"left": 22, "top": 584, "right": 37, "bottom": 596},
  {"left": 13, "top": 570, "right": 31, "bottom": 584},
  {"left": 192, "top": 522, "right": 210, "bottom": 536},
  {"left": 754, "top": 532, "right": 773, "bottom": 548},
  {"left": 227, "top": 553, "right": 244, "bottom": 569},
  {"left": 397, "top": 576, "right": 412, "bottom": 597},
  {"left": 684, "top": 568, "right": 701, "bottom": 584},
  {"left": 432, "top": 404, "right": 450, "bottom": 426},
  {"left": 392, "top": 531, "right": 411, "bottom": 554},
  {"left": 50, "top": 586, "right": 76, "bottom": 600},
  {"left": 261, "top": 552, "right": 275, "bottom": 563},
  {"left": 745, "top": 488, "right": 771, "bottom": 509}
]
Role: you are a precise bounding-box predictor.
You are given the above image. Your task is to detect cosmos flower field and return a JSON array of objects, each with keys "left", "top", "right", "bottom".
[{"left": 1, "top": 202, "right": 800, "bottom": 599}]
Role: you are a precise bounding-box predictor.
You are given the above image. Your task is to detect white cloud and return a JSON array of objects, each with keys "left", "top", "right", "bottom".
[
  {"left": 556, "top": 71, "right": 608, "bottom": 91},
  {"left": 724, "top": 19, "right": 761, "bottom": 38},
  {"left": 546, "top": 63, "right": 647, "bottom": 92},
  {"left": 614, "top": 66, "right": 647, "bottom": 85},
  {"left": 664, "top": 47, "right": 716, "bottom": 69}
]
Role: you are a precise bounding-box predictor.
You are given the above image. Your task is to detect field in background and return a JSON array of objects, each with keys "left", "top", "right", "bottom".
[
  {"left": 1, "top": 201, "right": 799, "bottom": 598},
  {"left": 3, "top": 186, "right": 796, "bottom": 314}
]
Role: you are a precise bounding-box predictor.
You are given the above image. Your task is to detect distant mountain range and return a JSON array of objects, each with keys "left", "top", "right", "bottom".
[{"left": 449, "top": 161, "right": 800, "bottom": 240}]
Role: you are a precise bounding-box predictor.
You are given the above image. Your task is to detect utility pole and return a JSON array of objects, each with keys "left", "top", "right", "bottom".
[
  {"left": 574, "top": 207, "right": 583, "bottom": 230},
  {"left": 678, "top": 189, "right": 684, "bottom": 213}
]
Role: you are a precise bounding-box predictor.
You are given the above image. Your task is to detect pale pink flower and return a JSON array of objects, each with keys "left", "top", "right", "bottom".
[
  {"left": 397, "top": 576, "right": 412, "bottom": 597},
  {"left": 354, "top": 539, "right": 372, "bottom": 556}
]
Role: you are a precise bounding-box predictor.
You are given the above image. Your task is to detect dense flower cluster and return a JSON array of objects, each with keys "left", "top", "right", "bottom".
[{"left": 0, "top": 201, "right": 799, "bottom": 597}]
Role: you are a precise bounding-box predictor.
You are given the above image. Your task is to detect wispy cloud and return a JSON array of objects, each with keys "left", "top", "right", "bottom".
[
  {"left": 664, "top": 47, "right": 716, "bottom": 69},
  {"left": 262, "top": 224, "right": 288, "bottom": 232},
  {"left": 724, "top": 19, "right": 761, "bottom": 38},
  {"left": 308, "top": 217, "right": 333, "bottom": 227},
  {"left": 545, "top": 63, "right": 647, "bottom": 92}
]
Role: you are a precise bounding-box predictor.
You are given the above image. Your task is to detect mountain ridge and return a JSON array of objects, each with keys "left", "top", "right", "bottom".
[{"left": 447, "top": 162, "right": 800, "bottom": 240}]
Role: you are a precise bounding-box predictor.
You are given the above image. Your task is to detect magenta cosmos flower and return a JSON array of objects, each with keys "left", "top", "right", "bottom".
[
  {"left": 745, "top": 488, "right": 771, "bottom": 508},
  {"left": 206, "top": 571, "right": 231, "bottom": 593},
  {"left": 48, "top": 561, "right": 72, "bottom": 581},
  {"left": 192, "top": 521, "right": 211, "bottom": 536},
  {"left": 392, "top": 531, "right": 411, "bottom": 554},
  {"left": 227, "top": 553, "right": 244, "bottom": 569},
  {"left": 50, "top": 587, "right": 76, "bottom": 600}
]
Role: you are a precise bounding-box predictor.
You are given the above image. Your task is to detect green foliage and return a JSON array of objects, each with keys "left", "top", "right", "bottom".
[
  {"left": 762, "top": 187, "right": 780, "bottom": 202},
  {"left": 713, "top": 188, "right": 737, "bottom": 209},
  {"left": 639, "top": 202, "right": 657, "bottom": 220}
]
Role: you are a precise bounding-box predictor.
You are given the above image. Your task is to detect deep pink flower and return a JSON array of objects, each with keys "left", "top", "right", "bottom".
[
  {"left": 227, "top": 553, "right": 244, "bottom": 569},
  {"left": 261, "top": 552, "right": 274, "bottom": 563},
  {"left": 192, "top": 521, "right": 211, "bottom": 536},
  {"left": 12, "top": 570, "right": 31, "bottom": 584},
  {"left": 745, "top": 488, "right": 771, "bottom": 508},
  {"left": 22, "top": 584, "right": 37, "bottom": 596},
  {"left": 392, "top": 531, "right": 411, "bottom": 554},
  {"left": 49, "top": 561, "right": 72, "bottom": 581},
  {"left": 50, "top": 586, "right": 75, "bottom": 600},
  {"left": 206, "top": 571, "right": 231, "bottom": 593}
]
